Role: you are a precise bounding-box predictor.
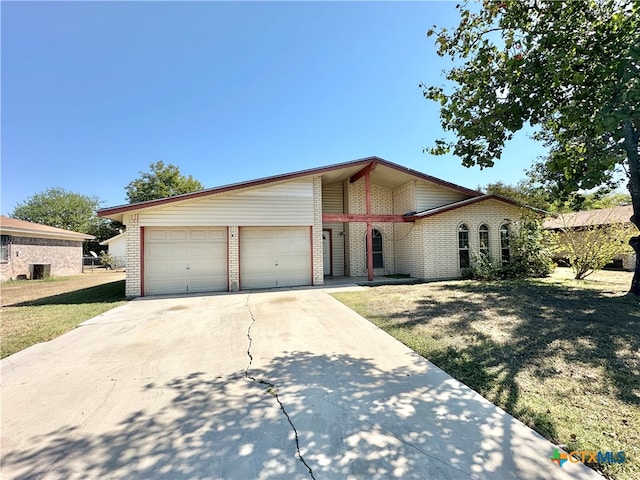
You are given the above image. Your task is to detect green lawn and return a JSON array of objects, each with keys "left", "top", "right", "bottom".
[
  {"left": 332, "top": 269, "right": 639, "bottom": 480},
  {"left": 1, "top": 279, "right": 127, "bottom": 358}
]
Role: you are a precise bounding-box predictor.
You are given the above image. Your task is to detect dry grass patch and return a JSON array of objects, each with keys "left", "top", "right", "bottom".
[
  {"left": 1, "top": 272, "right": 127, "bottom": 358},
  {"left": 332, "top": 268, "right": 639, "bottom": 480}
]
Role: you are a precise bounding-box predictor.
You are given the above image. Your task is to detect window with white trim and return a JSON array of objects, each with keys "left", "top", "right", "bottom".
[
  {"left": 365, "top": 229, "right": 384, "bottom": 269},
  {"left": 1, "top": 235, "right": 9, "bottom": 262},
  {"left": 479, "top": 224, "right": 490, "bottom": 258},
  {"left": 458, "top": 224, "right": 470, "bottom": 268},
  {"left": 500, "top": 223, "right": 511, "bottom": 264}
]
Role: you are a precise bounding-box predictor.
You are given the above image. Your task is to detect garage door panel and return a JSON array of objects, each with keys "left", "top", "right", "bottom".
[
  {"left": 240, "top": 227, "right": 311, "bottom": 290},
  {"left": 145, "top": 227, "right": 227, "bottom": 295}
]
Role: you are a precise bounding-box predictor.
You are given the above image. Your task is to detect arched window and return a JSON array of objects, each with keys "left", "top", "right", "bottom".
[
  {"left": 458, "top": 224, "right": 470, "bottom": 268},
  {"left": 500, "top": 223, "right": 511, "bottom": 264},
  {"left": 365, "top": 229, "right": 384, "bottom": 269},
  {"left": 479, "top": 224, "right": 490, "bottom": 258}
]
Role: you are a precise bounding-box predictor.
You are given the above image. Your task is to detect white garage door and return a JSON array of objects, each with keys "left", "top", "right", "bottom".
[
  {"left": 145, "top": 227, "right": 227, "bottom": 295},
  {"left": 240, "top": 227, "right": 311, "bottom": 289}
]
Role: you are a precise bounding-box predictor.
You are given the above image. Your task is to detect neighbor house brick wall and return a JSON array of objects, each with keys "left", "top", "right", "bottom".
[
  {"left": 622, "top": 252, "right": 637, "bottom": 271},
  {"left": 125, "top": 214, "right": 141, "bottom": 297},
  {"left": 0, "top": 236, "right": 83, "bottom": 281},
  {"left": 420, "top": 201, "right": 522, "bottom": 280}
]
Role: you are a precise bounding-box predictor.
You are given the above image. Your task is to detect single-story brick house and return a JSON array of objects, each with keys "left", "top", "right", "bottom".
[
  {"left": 98, "top": 157, "right": 525, "bottom": 297},
  {"left": 0, "top": 216, "right": 94, "bottom": 281},
  {"left": 543, "top": 205, "right": 637, "bottom": 271}
]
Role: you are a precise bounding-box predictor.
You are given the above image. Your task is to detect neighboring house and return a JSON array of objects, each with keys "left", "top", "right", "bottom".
[
  {"left": 98, "top": 157, "right": 525, "bottom": 297},
  {"left": 99, "top": 232, "right": 127, "bottom": 268},
  {"left": 0, "top": 216, "right": 94, "bottom": 281},
  {"left": 543, "top": 205, "right": 636, "bottom": 270}
]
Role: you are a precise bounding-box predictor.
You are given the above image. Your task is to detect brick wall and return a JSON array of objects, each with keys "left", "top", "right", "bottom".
[
  {"left": 393, "top": 181, "right": 424, "bottom": 277},
  {"left": 228, "top": 226, "right": 239, "bottom": 291},
  {"left": 0, "top": 236, "right": 83, "bottom": 281},
  {"left": 343, "top": 179, "right": 396, "bottom": 276},
  {"left": 420, "top": 201, "right": 522, "bottom": 280},
  {"left": 125, "top": 214, "right": 141, "bottom": 297},
  {"left": 312, "top": 176, "right": 324, "bottom": 284}
]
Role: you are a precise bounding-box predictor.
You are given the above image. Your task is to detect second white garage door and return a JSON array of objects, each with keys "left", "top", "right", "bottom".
[
  {"left": 240, "top": 227, "right": 311, "bottom": 289},
  {"left": 145, "top": 227, "right": 227, "bottom": 295}
]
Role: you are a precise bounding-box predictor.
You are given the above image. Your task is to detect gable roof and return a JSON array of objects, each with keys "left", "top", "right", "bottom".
[
  {"left": 404, "top": 194, "right": 526, "bottom": 221},
  {"left": 0, "top": 216, "right": 94, "bottom": 241},
  {"left": 98, "top": 156, "right": 483, "bottom": 221},
  {"left": 543, "top": 205, "right": 633, "bottom": 230},
  {"left": 99, "top": 232, "right": 126, "bottom": 246}
]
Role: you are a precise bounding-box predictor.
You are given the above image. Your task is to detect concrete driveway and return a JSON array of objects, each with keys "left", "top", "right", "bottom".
[{"left": 1, "top": 288, "right": 600, "bottom": 480}]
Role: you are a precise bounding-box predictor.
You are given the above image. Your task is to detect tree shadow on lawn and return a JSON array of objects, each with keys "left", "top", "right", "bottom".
[
  {"left": 384, "top": 281, "right": 640, "bottom": 421},
  {"left": 5, "top": 280, "right": 126, "bottom": 307},
  {"left": 1, "top": 352, "right": 567, "bottom": 480}
]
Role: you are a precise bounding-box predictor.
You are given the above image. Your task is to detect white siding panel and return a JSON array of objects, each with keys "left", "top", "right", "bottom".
[
  {"left": 416, "top": 182, "right": 469, "bottom": 212},
  {"left": 322, "top": 223, "right": 345, "bottom": 276},
  {"left": 322, "top": 183, "right": 343, "bottom": 213},
  {"left": 138, "top": 179, "right": 314, "bottom": 227}
]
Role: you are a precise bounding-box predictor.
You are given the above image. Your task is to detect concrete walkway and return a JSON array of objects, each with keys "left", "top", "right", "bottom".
[{"left": 1, "top": 289, "right": 601, "bottom": 479}]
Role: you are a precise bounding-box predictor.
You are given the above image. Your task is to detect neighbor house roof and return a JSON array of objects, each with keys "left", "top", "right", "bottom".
[
  {"left": 404, "top": 194, "right": 528, "bottom": 221},
  {"left": 98, "top": 156, "right": 484, "bottom": 221},
  {"left": 99, "top": 232, "right": 126, "bottom": 246},
  {"left": 0, "top": 216, "right": 94, "bottom": 241},
  {"left": 543, "top": 205, "right": 633, "bottom": 230}
]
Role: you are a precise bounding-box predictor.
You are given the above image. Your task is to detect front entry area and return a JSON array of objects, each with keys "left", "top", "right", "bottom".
[
  {"left": 240, "top": 227, "right": 311, "bottom": 289},
  {"left": 144, "top": 227, "right": 227, "bottom": 295}
]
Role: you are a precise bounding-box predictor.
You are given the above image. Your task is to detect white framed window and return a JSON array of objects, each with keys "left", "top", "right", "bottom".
[
  {"left": 0, "top": 235, "right": 9, "bottom": 262},
  {"left": 479, "top": 224, "right": 490, "bottom": 257},
  {"left": 365, "top": 229, "right": 384, "bottom": 269},
  {"left": 500, "top": 223, "right": 511, "bottom": 264},
  {"left": 458, "top": 224, "right": 470, "bottom": 268}
]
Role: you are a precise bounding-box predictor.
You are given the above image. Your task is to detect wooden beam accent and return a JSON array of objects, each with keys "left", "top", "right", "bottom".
[
  {"left": 349, "top": 161, "right": 377, "bottom": 183},
  {"left": 365, "top": 170, "right": 374, "bottom": 281},
  {"left": 322, "top": 213, "right": 409, "bottom": 223}
]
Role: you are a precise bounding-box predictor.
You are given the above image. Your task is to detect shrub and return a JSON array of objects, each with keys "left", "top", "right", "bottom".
[
  {"left": 466, "top": 218, "right": 554, "bottom": 281},
  {"left": 507, "top": 218, "right": 555, "bottom": 278},
  {"left": 99, "top": 251, "right": 116, "bottom": 269}
]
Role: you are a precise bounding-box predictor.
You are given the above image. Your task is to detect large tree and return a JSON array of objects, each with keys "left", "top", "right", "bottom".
[
  {"left": 423, "top": 0, "right": 640, "bottom": 294},
  {"left": 483, "top": 180, "right": 551, "bottom": 211},
  {"left": 10, "top": 187, "right": 120, "bottom": 251},
  {"left": 126, "top": 161, "right": 204, "bottom": 203}
]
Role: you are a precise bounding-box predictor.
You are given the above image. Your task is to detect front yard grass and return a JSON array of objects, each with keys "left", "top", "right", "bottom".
[
  {"left": 332, "top": 268, "right": 639, "bottom": 480},
  {"left": 1, "top": 276, "right": 127, "bottom": 358}
]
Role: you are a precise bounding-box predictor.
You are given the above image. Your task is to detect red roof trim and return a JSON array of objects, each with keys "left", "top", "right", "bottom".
[{"left": 98, "top": 156, "right": 483, "bottom": 217}]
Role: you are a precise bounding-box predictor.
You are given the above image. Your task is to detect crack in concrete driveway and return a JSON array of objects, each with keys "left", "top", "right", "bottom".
[
  {"left": 1, "top": 289, "right": 603, "bottom": 479},
  {"left": 244, "top": 295, "right": 316, "bottom": 480}
]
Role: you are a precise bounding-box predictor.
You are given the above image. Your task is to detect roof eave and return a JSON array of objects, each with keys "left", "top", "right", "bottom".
[
  {"left": 404, "top": 194, "right": 535, "bottom": 221},
  {"left": 98, "top": 156, "right": 483, "bottom": 217},
  {"left": 1, "top": 227, "right": 94, "bottom": 241}
]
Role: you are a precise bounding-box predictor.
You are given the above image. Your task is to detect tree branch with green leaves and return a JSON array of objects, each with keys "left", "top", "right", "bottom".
[{"left": 423, "top": 0, "right": 640, "bottom": 294}]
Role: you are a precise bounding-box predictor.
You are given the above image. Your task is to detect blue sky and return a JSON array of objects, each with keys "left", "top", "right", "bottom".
[{"left": 1, "top": 1, "right": 547, "bottom": 214}]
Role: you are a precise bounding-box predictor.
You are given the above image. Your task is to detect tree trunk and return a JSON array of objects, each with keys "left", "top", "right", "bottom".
[
  {"left": 623, "top": 119, "right": 640, "bottom": 295},
  {"left": 630, "top": 236, "right": 640, "bottom": 296}
]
